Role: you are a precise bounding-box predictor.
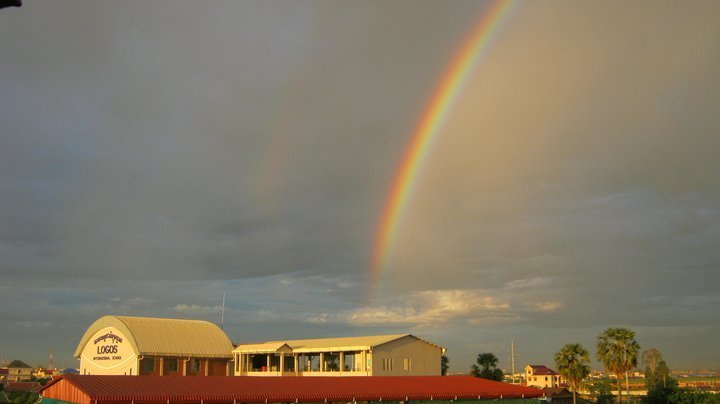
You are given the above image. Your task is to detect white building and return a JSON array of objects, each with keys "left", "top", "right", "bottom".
[
  {"left": 75, "top": 316, "right": 233, "bottom": 376},
  {"left": 525, "top": 365, "right": 565, "bottom": 388},
  {"left": 233, "top": 334, "right": 445, "bottom": 376}
]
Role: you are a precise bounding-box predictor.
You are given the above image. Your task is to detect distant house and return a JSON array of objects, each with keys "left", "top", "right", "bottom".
[
  {"left": 0, "top": 368, "right": 8, "bottom": 384},
  {"left": 33, "top": 367, "right": 60, "bottom": 378},
  {"left": 525, "top": 364, "right": 565, "bottom": 389},
  {"left": 5, "top": 360, "right": 32, "bottom": 382}
]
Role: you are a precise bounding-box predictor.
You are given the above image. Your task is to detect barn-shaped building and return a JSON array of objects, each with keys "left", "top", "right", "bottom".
[{"left": 75, "top": 316, "right": 233, "bottom": 376}]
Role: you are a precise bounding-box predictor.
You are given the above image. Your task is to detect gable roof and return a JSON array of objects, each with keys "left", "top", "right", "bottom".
[
  {"left": 527, "top": 365, "right": 558, "bottom": 375},
  {"left": 74, "top": 316, "right": 233, "bottom": 358},
  {"left": 40, "top": 375, "right": 544, "bottom": 403},
  {"left": 234, "top": 342, "right": 292, "bottom": 354},
  {"left": 6, "top": 360, "right": 31, "bottom": 369},
  {"left": 4, "top": 382, "right": 42, "bottom": 393},
  {"left": 235, "top": 334, "right": 443, "bottom": 354}
]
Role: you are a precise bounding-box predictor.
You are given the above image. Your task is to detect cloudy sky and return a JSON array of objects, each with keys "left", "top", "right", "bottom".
[{"left": 2, "top": 1, "right": 719, "bottom": 372}]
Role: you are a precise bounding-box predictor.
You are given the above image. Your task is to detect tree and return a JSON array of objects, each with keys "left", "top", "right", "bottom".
[
  {"left": 588, "top": 381, "right": 615, "bottom": 404},
  {"left": 668, "top": 389, "right": 720, "bottom": 404},
  {"left": 642, "top": 348, "right": 662, "bottom": 376},
  {"left": 441, "top": 354, "right": 449, "bottom": 375},
  {"left": 642, "top": 349, "right": 677, "bottom": 404},
  {"left": 643, "top": 348, "right": 666, "bottom": 390},
  {"left": 554, "top": 343, "right": 591, "bottom": 404},
  {"left": 597, "top": 327, "right": 640, "bottom": 404},
  {"left": 470, "top": 352, "right": 503, "bottom": 381}
]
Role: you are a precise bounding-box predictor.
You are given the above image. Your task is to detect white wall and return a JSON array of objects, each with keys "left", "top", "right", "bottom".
[
  {"left": 371, "top": 336, "right": 442, "bottom": 376},
  {"left": 78, "top": 326, "right": 138, "bottom": 375}
]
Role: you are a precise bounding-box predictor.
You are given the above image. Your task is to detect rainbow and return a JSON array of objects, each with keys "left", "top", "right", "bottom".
[{"left": 368, "top": 0, "right": 517, "bottom": 302}]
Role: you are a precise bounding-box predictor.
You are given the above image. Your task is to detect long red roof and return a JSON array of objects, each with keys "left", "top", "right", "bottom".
[{"left": 41, "top": 375, "right": 543, "bottom": 403}]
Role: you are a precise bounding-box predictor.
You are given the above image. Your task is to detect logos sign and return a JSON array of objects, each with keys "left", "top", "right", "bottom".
[
  {"left": 92, "top": 330, "right": 125, "bottom": 360},
  {"left": 81, "top": 327, "right": 136, "bottom": 374}
]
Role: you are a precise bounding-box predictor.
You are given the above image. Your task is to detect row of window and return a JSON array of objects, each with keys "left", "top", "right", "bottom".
[
  {"left": 529, "top": 376, "right": 561, "bottom": 382},
  {"left": 381, "top": 358, "right": 413, "bottom": 372},
  {"left": 140, "top": 358, "right": 202, "bottom": 374}
]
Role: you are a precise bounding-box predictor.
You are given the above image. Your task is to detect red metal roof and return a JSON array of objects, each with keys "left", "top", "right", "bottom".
[
  {"left": 4, "top": 382, "right": 42, "bottom": 393},
  {"left": 41, "top": 375, "right": 543, "bottom": 403},
  {"left": 528, "top": 365, "right": 558, "bottom": 376}
]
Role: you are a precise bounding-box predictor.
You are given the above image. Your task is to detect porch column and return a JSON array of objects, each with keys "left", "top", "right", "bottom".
[
  {"left": 320, "top": 352, "right": 325, "bottom": 372},
  {"left": 339, "top": 352, "right": 345, "bottom": 373},
  {"left": 279, "top": 355, "right": 285, "bottom": 374},
  {"left": 294, "top": 354, "right": 299, "bottom": 375},
  {"left": 159, "top": 357, "right": 164, "bottom": 376}
]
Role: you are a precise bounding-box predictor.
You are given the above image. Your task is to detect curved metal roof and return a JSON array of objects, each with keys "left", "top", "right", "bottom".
[{"left": 74, "top": 315, "right": 233, "bottom": 358}]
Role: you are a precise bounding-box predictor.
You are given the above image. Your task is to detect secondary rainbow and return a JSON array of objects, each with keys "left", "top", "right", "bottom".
[{"left": 368, "top": 0, "right": 517, "bottom": 302}]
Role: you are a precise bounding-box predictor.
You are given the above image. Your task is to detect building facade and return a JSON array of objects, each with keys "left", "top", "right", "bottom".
[
  {"left": 525, "top": 365, "right": 565, "bottom": 389},
  {"left": 75, "top": 316, "right": 233, "bottom": 376},
  {"left": 4, "top": 361, "right": 32, "bottom": 383},
  {"left": 233, "top": 334, "right": 445, "bottom": 376}
]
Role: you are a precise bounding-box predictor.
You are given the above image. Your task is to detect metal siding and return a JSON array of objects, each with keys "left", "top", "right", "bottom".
[
  {"left": 119, "top": 317, "right": 233, "bottom": 358},
  {"left": 41, "top": 375, "right": 544, "bottom": 403},
  {"left": 76, "top": 316, "right": 233, "bottom": 359}
]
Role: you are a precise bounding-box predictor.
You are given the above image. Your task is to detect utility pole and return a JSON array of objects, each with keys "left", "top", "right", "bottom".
[{"left": 511, "top": 340, "right": 516, "bottom": 384}]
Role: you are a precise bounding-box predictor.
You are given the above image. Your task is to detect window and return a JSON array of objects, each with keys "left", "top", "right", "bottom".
[
  {"left": 190, "top": 359, "right": 201, "bottom": 374},
  {"left": 382, "top": 358, "right": 394, "bottom": 371},
  {"left": 403, "top": 358, "right": 412, "bottom": 371},
  {"left": 141, "top": 358, "right": 155, "bottom": 373},
  {"left": 165, "top": 358, "right": 178, "bottom": 373}
]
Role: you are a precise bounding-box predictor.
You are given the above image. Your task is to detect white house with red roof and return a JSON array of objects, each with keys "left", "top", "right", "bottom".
[{"left": 525, "top": 364, "right": 565, "bottom": 388}]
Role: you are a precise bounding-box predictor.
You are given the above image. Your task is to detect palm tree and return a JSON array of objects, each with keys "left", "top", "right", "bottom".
[
  {"left": 555, "top": 343, "right": 591, "bottom": 404},
  {"left": 441, "top": 354, "right": 449, "bottom": 375},
  {"left": 597, "top": 327, "right": 640, "bottom": 404},
  {"left": 470, "top": 352, "right": 503, "bottom": 381}
]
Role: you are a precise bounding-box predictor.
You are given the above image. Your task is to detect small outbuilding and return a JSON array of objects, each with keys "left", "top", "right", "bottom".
[{"left": 75, "top": 316, "right": 233, "bottom": 376}]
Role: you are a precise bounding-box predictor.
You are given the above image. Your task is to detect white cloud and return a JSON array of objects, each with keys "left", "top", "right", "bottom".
[
  {"left": 308, "top": 289, "right": 514, "bottom": 327},
  {"left": 174, "top": 304, "right": 222, "bottom": 315},
  {"left": 505, "top": 277, "right": 552, "bottom": 289},
  {"left": 525, "top": 302, "right": 563, "bottom": 312}
]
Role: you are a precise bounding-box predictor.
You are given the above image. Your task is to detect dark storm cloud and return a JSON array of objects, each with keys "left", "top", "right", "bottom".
[{"left": 2, "top": 1, "right": 720, "bottom": 372}]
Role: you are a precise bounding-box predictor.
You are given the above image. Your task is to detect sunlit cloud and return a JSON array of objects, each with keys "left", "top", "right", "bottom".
[
  {"left": 504, "top": 277, "right": 552, "bottom": 289},
  {"left": 173, "top": 304, "right": 222, "bottom": 316}
]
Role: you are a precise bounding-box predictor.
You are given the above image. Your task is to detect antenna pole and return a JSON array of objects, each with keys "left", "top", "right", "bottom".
[
  {"left": 221, "top": 292, "right": 226, "bottom": 330},
  {"left": 511, "top": 340, "right": 516, "bottom": 384}
]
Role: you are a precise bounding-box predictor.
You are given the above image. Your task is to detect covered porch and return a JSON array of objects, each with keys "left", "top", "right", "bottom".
[{"left": 233, "top": 342, "right": 371, "bottom": 376}]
